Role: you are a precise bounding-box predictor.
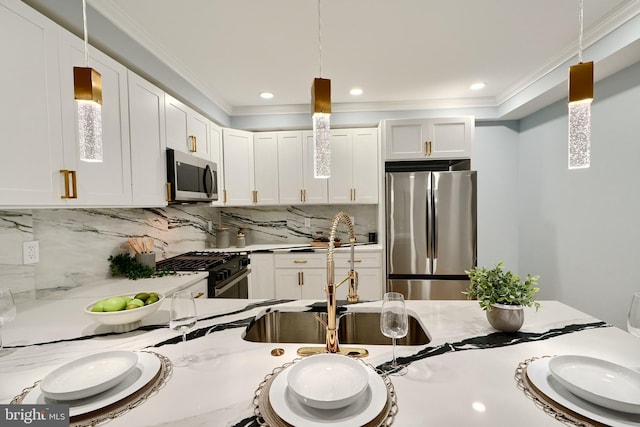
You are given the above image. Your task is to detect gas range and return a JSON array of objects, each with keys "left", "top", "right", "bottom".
[{"left": 156, "top": 251, "right": 250, "bottom": 298}]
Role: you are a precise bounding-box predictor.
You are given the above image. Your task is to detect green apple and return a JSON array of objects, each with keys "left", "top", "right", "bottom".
[
  {"left": 91, "top": 299, "right": 107, "bottom": 312},
  {"left": 102, "top": 296, "right": 128, "bottom": 312},
  {"left": 129, "top": 298, "right": 145, "bottom": 308}
]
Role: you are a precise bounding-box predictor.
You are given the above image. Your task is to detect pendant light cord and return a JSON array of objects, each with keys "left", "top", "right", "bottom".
[
  {"left": 82, "top": 0, "right": 89, "bottom": 67},
  {"left": 317, "top": 0, "right": 323, "bottom": 77},
  {"left": 578, "top": 0, "right": 584, "bottom": 63}
]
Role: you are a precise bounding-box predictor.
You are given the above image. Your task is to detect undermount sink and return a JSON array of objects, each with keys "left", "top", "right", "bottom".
[{"left": 242, "top": 308, "right": 431, "bottom": 346}]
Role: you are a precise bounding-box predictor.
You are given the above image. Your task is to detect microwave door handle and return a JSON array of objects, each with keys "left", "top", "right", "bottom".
[{"left": 204, "top": 164, "right": 215, "bottom": 197}]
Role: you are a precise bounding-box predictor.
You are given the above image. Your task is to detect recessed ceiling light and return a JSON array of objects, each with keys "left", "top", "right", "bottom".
[
  {"left": 260, "top": 92, "right": 274, "bottom": 99},
  {"left": 350, "top": 88, "right": 364, "bottom": 96},
  {"left": 469, "top": 82, "right": 486, "bottom": 91}
]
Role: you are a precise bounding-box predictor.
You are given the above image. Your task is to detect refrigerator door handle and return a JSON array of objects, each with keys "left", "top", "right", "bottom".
[{"left": 432, "top": 186, "right": 438, "bottom": 270}]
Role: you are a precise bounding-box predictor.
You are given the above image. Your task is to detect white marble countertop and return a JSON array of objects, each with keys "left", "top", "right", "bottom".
[{"left": 2, "top": 294, "right": 638, "bottom": 427}]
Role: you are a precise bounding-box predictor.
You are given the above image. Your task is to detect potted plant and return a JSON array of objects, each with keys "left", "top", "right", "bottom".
[{"left": 464, "top": 261, "right": 540, "bottom": 332}]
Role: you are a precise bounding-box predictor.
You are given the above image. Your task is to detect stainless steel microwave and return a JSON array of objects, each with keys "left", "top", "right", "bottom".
[{"left": 166, "top": 148, "right": 218, "bottom": 203}]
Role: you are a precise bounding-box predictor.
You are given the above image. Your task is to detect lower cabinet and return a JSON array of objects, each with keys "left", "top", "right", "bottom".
[
  {"left": 248, "top": 253, "right": 275, "bottom": 299},
  {"left": 272, "top": 250, "right": 382, "bottom": 301}
]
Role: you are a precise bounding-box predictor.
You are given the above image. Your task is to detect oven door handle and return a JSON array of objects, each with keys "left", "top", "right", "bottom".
[{"left": 214, "top": 270, "right": 250, "bottom": 297}]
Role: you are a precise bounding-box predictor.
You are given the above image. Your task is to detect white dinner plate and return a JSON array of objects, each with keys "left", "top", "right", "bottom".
[
  {"left": 269, "top": 362, "right": 387, "bottom": 427},
  {"left": 526, "top": 358, "right": 640, "bottom": 427},
  {"left": 40, "top": 351, "right": 138, "bottom": 401},
  {"left": 24, "top": 352, "right": 160, "bottom": 417},
  {"left": 549, "top": 355, "right": 640, "bottom": 414}
]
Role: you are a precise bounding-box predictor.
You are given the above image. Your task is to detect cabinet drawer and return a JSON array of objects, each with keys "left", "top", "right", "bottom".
[
  {"left": 274, "top": 253, "right": 326, "bottom": 269},
  {"left": 334, "top": 252, "right": 381, "bottom": 268}
]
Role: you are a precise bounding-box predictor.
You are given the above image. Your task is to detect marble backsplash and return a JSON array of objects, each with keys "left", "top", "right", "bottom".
[{"left": 0, "top": 205, "right": 376, "bottom": 297}]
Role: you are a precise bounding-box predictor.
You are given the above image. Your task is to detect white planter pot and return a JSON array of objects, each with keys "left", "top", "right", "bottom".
[{"left": 486, "top": 303, "right": 524, "bottom": 332}]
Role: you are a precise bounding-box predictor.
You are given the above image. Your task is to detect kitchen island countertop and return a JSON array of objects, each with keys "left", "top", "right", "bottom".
[{"left": 1, "top": 295, "right": 638, "bottom": 427}]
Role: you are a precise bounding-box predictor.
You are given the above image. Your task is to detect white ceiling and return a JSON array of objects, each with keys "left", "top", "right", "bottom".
[{"left": 23, "top": 0, "right": 640, "bottom": 120}]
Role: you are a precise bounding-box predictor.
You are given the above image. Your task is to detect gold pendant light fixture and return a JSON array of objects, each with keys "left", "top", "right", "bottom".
[
  {"left": 312, "top": 0, "right": 331, "bottom": 179},
  {"left": 568, "top": 0, "right": 593, "bottom": 170},
  {"left": 75, "top": 0, "right": 103, "bottom": 163}
]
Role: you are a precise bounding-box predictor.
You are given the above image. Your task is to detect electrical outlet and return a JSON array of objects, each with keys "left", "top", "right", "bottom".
[
  {"left": 350, "top": 216, "right": 355, "bottom": 226},
  {"left": 207, "top": 221, "right": 213, "bottom": 232},
  {"left": 23, "top": 241, "right": 39, "bottom": 264},
  {"left": 304, "top": 218, "right": 311, "bottom": 227}
]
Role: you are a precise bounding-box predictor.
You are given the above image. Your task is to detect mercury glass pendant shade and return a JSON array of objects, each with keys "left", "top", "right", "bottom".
[
  {"left": 74, "top": 67, "right": 103, "bottom": 162},
  {"left": 312, "top": 77, "right": 331, "bottom": 178},
  {"left": 568, "top": 61, "right": 593, "bottom": 169}
]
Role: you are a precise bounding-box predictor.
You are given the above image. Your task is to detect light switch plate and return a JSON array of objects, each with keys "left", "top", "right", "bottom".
[
  {"left": 304, "top": 218, "right": 311, "bottom": 227},
  {"left": 23, "top": 241, "right": 39, "bottom": 264}
]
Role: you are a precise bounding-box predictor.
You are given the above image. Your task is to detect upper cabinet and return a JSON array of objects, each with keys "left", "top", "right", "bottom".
[
  {"left": 222, "top": 128, "right": 254, "bottom": 205},
  {"left": 165, "top": 94, "right": 211, "bottom": 161},
  {"left": 383, "top": 117, "right": 474, "bottom": 161},
  {"left": 328, "top": 128, "right": 378, "bottom": 204},
  {"left": 0, "top": 0, "right": 135, "bottom": 208},
  {"left": 278, "top": 131, "right": 327, "bottom": 205},
  {"left": 253, "top": 132, "right": 279, "bottom": 205},
  {"left": 57, "top": 29, "right": 132, "bottom": 206},
  {"left": 0, "top": 0, "right": 64, "bottom": 206},
  {"left": 128, "top": 71, "right": 167, "bottom": 206}
]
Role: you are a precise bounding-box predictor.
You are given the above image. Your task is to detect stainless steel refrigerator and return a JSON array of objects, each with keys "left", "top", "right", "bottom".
[{"left": 386, "top": 168, "right": 477, "bottom": 299}]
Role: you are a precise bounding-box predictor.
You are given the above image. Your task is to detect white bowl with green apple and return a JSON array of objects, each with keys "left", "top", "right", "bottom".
[{"left": 84, "top": 292, "right": 164, "bottom": 331}]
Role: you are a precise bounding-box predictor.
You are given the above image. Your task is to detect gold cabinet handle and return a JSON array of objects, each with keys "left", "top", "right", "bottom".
[
  {"left": 223, "top": 189, "right": 227, "bottom": 203},
  {"left": 188, "top": 135, "right": 197, "bottom": 152},
  {"left": 194, "top": 292, "right": 205, "bottom": 299},
  {"left": 293, "top": 260, "right": 308, "bottom": 264},
  {"left": 166, "top": 182, "right": 172, "bottom": 202},
  {"left": 428, "top": 140, "right": 433, "bottom": 156},
  {"left": 348, "top": 259, "right": 363, "bottom": 263},
  {"left": 425, "top": 140, "right": 429, "bottom": 156},
  {"left": 300, "top": 189, "right": 304, "bottom": 202},
  {"left": 352, "top": 188, "right": 356, "bottom": 201},
  {"left": 303, "top": 189, "right": 307, "bottom": 202},
  {"left": 297, "top": 271, "right": 304, "bottom": 286},
  {"left": 252, "top": 190, "right": 258, "bottom": 203},
  {"left": 60, "top": 169, "right": 78, "bottom": 199}
]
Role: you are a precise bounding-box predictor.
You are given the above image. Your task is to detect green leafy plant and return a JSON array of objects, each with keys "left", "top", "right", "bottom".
[
  {"left": 463, "top": 261, "right": 540, "bottom": 311},
  {"left": 108, "top": 254, "right": 173, "bottom": 280}
]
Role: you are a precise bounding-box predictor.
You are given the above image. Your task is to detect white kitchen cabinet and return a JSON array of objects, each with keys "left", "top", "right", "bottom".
[
  {"left": 175, "top": 277, "right": 208, "bottom": 299},
  {"left": 278, "top": 131, "right": 328, "bottom": 204},
  {"left": 253, "top": 133, "right": 279, "bottom": 205},
  {"left": 0, "top": 0, "right": 64, "bottom": 206},
  {"left": 248, "top": 253, "right": 275, "bottom": 299},
  {"left": 334, "top": 252, "right": 383, "bottom": 301},
  {"left": 209, "top": 122, "right": 225, "bottom": 206},
  {"left": 328, "top": 128, "right": 378, "bottom": 204},
  {"left": 222, "top": 128, "right": 254, "bottom": 205},
  {"left": 165, "top": 94, "right": 211, "bottom": 161},
  {"left": 274, "top": 253, "right": 326, "bottom": 300},
  {"left": 273, "top": 249, "right": 383, "bottom": 301},
  {"left": 383, "top": 117, "right": 473, "bottom": 160},
  {"left": 57, "top": 28, "right": 132, "bottom": 206},
  {"left": 128, "top": 71, "right": 167, "bottom": 206}
]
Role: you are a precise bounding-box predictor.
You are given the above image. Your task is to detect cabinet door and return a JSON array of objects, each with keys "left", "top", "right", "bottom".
[
  {"left": 277, "top": 131, "right": 304, "bottom": 204},
  {"left": 302, "top": 131, "right": 328, "bottom": 204},
  {"left": 209, "top": 122, "right": 225, "bottom": 206},
  {"left": 299, "top": 269, "right": 326, "bottom": 300},
  {"left": 274, "top": 269, "right": 302, "bottom": 299},
  {"left": 351, "top": 129, "right": 378, "bottom": 203},
  {"left": 0, "top": 0, "right": 64, "bottom": 206},
  {"left": 335, "top": 268, "right": 382, "bottom": 301},
  {"left": 248, "top": 253, "right": 275, "bottom": 299},
  {"left": 327, "top": 130, "right": 352, "bottom": 203},
  {"left": 222, "top": 128, "right": 254, "bottom": 205},
  {"left": 384, "top": 119, "right": 429, "bottom": 160},
  {"left": 128, "top": 71, "right": 167, "bottom": 206},
  {"left": 253, "top": 132, "right": 279, "bottom": 205},
  {"left": 428, "top": 117, "right": 473, "bottom": 159},
  {"left": 188, "top": 111, "right": 211, "bottom": 161},
  {"left": 58, "top": 30, "right": 132, "bottom": 206}
]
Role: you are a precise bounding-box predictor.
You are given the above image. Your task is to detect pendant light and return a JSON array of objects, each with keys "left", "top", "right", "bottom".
[
  {"left": 568, "top": 0, "right": 593, "bottom": 170},
  {"left": 312, "top": 0, "right": 331, "bottom": 179},
  {"left": 74, "top": 0, "right": 103, "bottom": 162}
]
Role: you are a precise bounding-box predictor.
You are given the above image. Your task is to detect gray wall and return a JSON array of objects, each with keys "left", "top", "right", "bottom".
[{"left": 518, "top": 60, "right": 640, "bottom": 329}]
